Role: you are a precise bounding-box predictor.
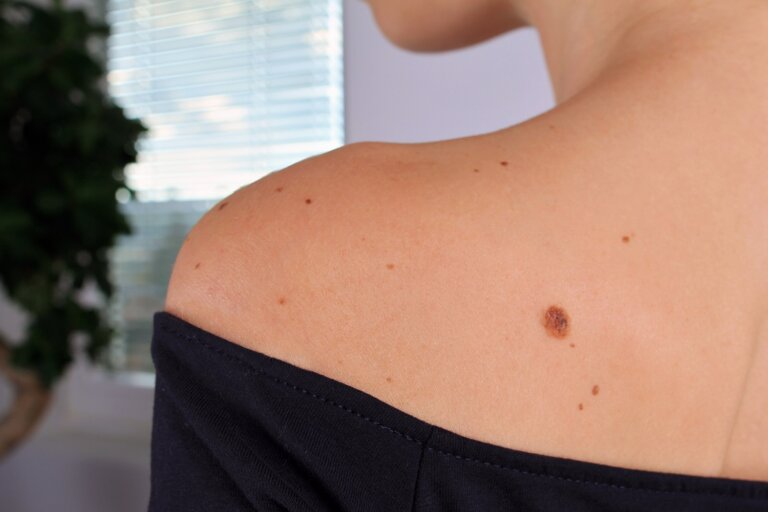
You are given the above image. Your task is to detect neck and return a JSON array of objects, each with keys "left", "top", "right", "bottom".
[{"left": 512, "top": 0, "right": 768, "bottom": 104}]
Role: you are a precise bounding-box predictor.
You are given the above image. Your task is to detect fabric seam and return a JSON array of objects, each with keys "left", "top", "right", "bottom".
[
  {"left": 155, "top": 351, "right": 317, "bottom": 512},
  {"left": 410, "top": 426, "right": 435, "bottom": 512},
  {"left": 159, "top": 322, "right": 767, "bottom": 501},
  {"left": 153, "top": 379, "right": 261, "bottom": 512}
]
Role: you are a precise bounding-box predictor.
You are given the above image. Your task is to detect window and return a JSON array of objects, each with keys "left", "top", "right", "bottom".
[{"left": 103, "top": 0, "right": 344, "bottom": 374}]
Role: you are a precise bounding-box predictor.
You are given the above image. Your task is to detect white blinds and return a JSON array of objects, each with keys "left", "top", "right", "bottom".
[{"left": 103, "top": 0, "right": 344, "bottom": 373}]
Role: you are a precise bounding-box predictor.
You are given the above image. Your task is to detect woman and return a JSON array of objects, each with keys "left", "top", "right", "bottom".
[{"left": 150, "top": 0, "right": 768, "bottom": 510}]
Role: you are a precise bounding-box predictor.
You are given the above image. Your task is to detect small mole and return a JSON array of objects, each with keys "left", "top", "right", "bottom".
[
  {"left": 386, "top": 376, "right": 392, "bottom": 383},
  {"left": 275, "top": 186, "right": 283, "bottom": 192},
  {"left": 473, "top": 168, "right": 480, "bottom": 173},
  {"left": 592, "top": 384, "right": 600, "bottom": 396},
  {"left": 578, "top": 403, "right": 584, "bottom": 410},
  {"left": 541, "top": 305, "right": 570, "bottom": 339},
  {"left": 278, "top": 297, "right": 287, "bottom": 305},
  {"left": 305, "top": 198, "right": 312, "bottom": 204},
  {"left": 569, "top": 343, "right": 576, "bottom": 348},
  {"left": 217, "top": 201, "right": 229, "bottom": 211},
  {"left": 622, "top": 235, "right": 630, "bottom": 243},
  {"left": 499, "top": 161, "right": 509, "bottom": 166},
  {"left": 194, "top": 262, "right": 201, "bottom": 270},
  {"left": 337, "top": 359, "right": 343, "bottom": 365},
  {"left": 386, "top": 263, "right": 395, "bottom": 270},
  {"left": 548, "top": 123, "right": 556, "bottom": 130}
]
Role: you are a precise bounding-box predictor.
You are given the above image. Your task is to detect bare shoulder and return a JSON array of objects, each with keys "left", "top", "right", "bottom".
[
  {"left": 162, "top": 128, "right": 768, "bottom": 481},
  {"left": 163, "top": 140, "right": 417, "bottom": 368}
]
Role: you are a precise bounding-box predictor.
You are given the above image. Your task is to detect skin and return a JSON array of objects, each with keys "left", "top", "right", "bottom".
[{"left": 166, "top": 0, "right": 768, "bottom": 480}]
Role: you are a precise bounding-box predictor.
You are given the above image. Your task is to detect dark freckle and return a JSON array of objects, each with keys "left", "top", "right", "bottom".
[
  {"left": 548, "top": 123, "right": 556, "bottom": 130},
  {"left": 305, "top": 198, "right": 312, "bottom": 204},
  {"left": 361, "top": 236, "right": 366, "bottom": 241},
  {"left": 473, "top": 168, "right": 480, "bottom": 173},
  {"left": 622, "top": 235, "right": 630, "bottom": 243},
  {"left": 275, "top": 186, "right": 283, "bottom": 192},
  {"left": 194, "top": 262, "right": 201, "bottom": 270},
  {"left": 278, "top": 297, "right": 287, "bottom": 305},
  {"left": 217, "top": 201, "right": 229, "bottom": 211},
  {"left": 592, "top": 385, "right": 600, "bottom": 396},
  {"left": 499, "top": 161, "right": 509, "bottom": 166},
  {"left": 337, "top": 359, "right": 343, "bottom": 365},
  {"left": 386, "top": 263, "right": 395, "bottom": 270},
  {"left": 542, "top": 305, "right": 570, "bottom": 339},
  {"left": 569, "top": 343, "right": 576, "bottom": 348},
  {"left": 386, "top": 376, "right": 392, "bottom": 383},
  {"left": 578, "top": 403, "right": 584, "bottom": 410}
]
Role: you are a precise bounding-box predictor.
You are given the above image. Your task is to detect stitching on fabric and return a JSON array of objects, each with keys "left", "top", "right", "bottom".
[
  {"left": 159, "top": 323, "right": 767, "bottom": 501},
  {"left": 161, "top": 324, "right": 424, "bottom": 446},
  {"left": 425, "top": 446, "right": 736, "bottom": 497}
]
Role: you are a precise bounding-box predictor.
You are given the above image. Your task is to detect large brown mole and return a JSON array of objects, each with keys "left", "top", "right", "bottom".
[{"left": 541, "top": 305, "right": 570, "bottom": 339}]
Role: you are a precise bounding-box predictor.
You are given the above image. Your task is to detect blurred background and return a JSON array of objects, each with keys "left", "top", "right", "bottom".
[{"left": 0, "top": 0, "right": 554, "bottom": 509}]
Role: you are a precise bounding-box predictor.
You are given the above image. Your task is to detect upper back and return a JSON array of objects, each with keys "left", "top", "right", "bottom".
[{"left": 165, "top": 84, "right": 768, "bottom": 481}]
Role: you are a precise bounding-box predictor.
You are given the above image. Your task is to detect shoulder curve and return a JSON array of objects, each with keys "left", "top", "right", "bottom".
[{"left": 161, "top": 141, "right": 406, "bottom": 365}]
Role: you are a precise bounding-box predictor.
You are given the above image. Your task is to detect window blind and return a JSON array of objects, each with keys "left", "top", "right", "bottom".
[{"left": 103, "top": 0, "right": 344, "bottom": 374}]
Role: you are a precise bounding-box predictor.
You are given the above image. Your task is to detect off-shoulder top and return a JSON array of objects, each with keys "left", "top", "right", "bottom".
[{"left": 148, "top": 311, "right": 768, "bottom": 511}]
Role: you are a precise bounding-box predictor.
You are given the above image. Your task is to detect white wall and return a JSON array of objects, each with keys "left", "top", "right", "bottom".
[
  {"left": 0, "top": 2, "right": 554, "bottom": 511},
  {"left": 343, "top": 0, "right": 553, "bottom": 143}
]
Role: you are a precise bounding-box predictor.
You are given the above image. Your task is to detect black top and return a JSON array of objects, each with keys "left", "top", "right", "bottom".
[{"left": 148, "top": 311, "right": 768, "bottom": 511}]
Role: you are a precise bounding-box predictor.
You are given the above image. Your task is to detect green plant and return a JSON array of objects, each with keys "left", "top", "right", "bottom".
[{"left": 0, "top": 0, "right": 147, "bottom": 454}]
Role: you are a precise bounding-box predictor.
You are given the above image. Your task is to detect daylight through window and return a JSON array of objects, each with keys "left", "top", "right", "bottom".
[{"left": 103, "top": 0, "right": 344, "bottom": 374}]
